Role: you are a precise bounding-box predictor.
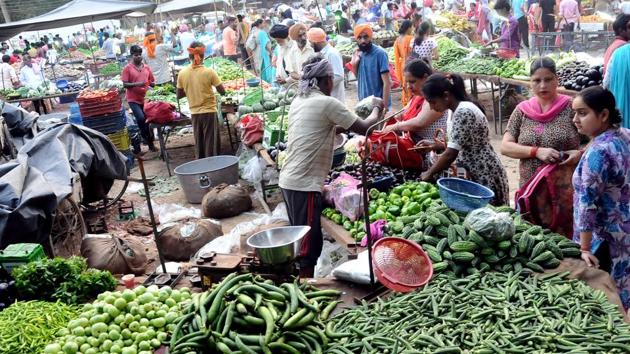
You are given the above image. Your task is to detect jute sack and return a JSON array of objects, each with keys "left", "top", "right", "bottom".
[
  {"left": 202, "top": 183, "right": 252, "bottom": 219},
  {"left": 81, "top": 234, "right": 147, "bottom": 275},
  {"left": 160, "top": 219, "right": 222, "bottom": 261}
]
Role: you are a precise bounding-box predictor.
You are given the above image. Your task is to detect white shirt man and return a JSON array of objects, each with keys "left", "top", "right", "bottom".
[{"left": 0, "top": 59, "right": 17, "bottom": 90}]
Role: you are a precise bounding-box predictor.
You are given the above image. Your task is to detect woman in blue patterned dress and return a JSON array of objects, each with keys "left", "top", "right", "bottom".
[{"left": 571, "top": 86, "right": 630, "bottom": 310}]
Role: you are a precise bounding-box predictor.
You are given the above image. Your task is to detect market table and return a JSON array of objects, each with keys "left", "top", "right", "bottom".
[
  {"left": 150, "top": 117, "right": 193, "bottom": 177},
  {"left": 321, "top": 216, "right": 358, "bottom": 250},
  {"left": 150, "top": 109, "right": 238, "bottom": 176},
  {"left": 3, "top": 90, "right": 82, "bottom": 104}
]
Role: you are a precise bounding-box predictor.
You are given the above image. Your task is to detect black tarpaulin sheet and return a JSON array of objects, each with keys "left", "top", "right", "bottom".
[{"left": 0, "top": 123, "right": 128, "bottom": 248}]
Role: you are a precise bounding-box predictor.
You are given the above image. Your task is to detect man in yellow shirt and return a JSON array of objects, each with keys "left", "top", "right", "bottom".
[
  {"left": 177, "top": 41, "right": 226, "bottom": 158},
  {"left": 237, "top": 14, "right": 251, "bottom": 69}
]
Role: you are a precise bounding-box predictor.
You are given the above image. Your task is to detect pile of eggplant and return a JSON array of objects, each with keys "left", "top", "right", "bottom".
[
  {"left": 326, "top": 161, "right": 423, "bottom": 187},
  {"left": 558, "top": 62, "right": 603, "bottom": 91},
  {"left": 0, "top": 267, "right": 17, "bottom": 311},
  {"left": 266, "top": 141, "right": 287, "bottom": 161}
]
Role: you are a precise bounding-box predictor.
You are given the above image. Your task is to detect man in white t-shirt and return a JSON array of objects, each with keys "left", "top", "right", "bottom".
[
  {"left": 101, "top": 32, "right": 116, "bottom": 59},
  {"left": 279, "top": 54, "right": 383, "bottom": 277},
  {"left": 143, "top": 32, "right": 177, "bottom": 85},
  {"left": 0, "top": 55, "right": 18, "bottom": 90},
  {"left": 178, "top": 25, "right": 196, "bottom": 54}
]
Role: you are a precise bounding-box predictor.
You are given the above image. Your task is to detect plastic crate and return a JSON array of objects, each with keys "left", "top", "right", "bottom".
[
  {"left": 77, "top": 89, "right": 119, "bottom": 104},
  {"left": 0, "top": 243, "right": 46, "bottom": 273},
  {"left": 107, "top": 128, "right": 130, "bottom": 151},
  {"left": 262, "top": 124, "right": 286, "bottom": 149},
  {"left": 59, "top": 93, "right": 78, "bottom": 104},
  {"left": 79, "top": 98, "right": 123, "bottom": 118},
  {"left": 82, "top": 110, "right": 127, "bottom": 134}
]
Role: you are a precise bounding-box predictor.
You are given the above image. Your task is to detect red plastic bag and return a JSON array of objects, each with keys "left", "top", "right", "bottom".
[
  {"left": 144, "top": 101, "right": 176, "bottom": 124},
  {"left": 389, "top": 63, "right": 400, "bottom": 89},
  {"left": 237, "top": 114, "right": 264, "bottom": 147},
  {"left": 365, "top": 131, "right": 423, "bottom": 170},
  {"left": 515, "top": 163, "right": 575, "bottom": 238}
]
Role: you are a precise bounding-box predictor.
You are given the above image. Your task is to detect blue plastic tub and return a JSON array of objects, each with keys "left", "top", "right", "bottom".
[{"left": 437, "top": 178, "right": 494, "bottom": 213}]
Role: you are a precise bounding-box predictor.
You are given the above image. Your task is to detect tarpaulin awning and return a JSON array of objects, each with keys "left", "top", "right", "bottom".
[
  {"left": 0, "top": 0, "right": 156, "bottom": 41},
  {"left": 155, "top": 0, "right": 230, "bottom": 15}
]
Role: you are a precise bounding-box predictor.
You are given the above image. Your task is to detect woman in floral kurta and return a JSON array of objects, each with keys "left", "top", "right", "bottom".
[{"left": 571, "top": 87, "right": 630, "bottom": 309}]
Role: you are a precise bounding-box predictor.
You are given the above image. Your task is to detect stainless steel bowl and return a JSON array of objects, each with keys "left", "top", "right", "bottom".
[{"left": 246, "top": 226, "right": 311, "bottom": 265}]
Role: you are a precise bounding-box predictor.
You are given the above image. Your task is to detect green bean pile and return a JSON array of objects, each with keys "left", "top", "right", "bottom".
[
  {"left": 328, "top": 272, "right": 630, "bottom": 354},
  {"left": 0, "top": 300, "right": 79, "bottom": 354},
  {"left": 169, "top": 273, "right": 342, "bottom": 354}
]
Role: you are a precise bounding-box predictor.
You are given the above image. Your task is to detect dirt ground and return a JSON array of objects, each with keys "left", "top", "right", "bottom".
[{"left": 77, "top": 82, "right": 522, "bottom": 275}]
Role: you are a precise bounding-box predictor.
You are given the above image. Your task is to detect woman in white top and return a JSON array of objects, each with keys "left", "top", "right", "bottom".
[{"left": 409, "top": 21, "right": 438, "bottom": 66}]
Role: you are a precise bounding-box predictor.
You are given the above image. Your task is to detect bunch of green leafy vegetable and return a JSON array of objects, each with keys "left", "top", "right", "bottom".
[
  {"left": 99, "top": 63, "right": 121, "bottom": 76},
  {"left": 433, "top": 37, "right": 470, "bottom": 70},
  {"left": 12, "top": 256, "right": 117, "bottom": 304}
]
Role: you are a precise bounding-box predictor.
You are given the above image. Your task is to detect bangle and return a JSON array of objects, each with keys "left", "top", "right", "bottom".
[
  {"left": 580, "top": 246, "right": 591, "bottom": 252},
  {"left": 529, "top": 146, "right": 539, "bottom": 158}
]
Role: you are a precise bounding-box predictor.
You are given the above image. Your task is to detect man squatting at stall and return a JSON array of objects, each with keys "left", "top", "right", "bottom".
[{"left": 279, "top": 54, "right": 385, "bottom": 277}]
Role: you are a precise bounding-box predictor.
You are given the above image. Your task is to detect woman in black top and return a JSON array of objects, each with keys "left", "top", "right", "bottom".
[{"left": 539, "top": 0, "right": 556, "bottom": 49}]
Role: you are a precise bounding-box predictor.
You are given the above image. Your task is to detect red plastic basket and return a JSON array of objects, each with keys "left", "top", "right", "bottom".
[
  {"left": 79, "top": 96, "right": 122, "bottom": 118},
  {"left": 371, "top": 237, "right": 433, "bottom": 292}
]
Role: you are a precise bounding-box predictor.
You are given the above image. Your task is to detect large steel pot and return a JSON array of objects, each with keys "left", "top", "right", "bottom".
[{"left": 246, "top": 226, "right": 311, "bottom": 265}]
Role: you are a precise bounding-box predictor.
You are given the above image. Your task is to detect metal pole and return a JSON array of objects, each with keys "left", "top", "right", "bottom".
[
  {"left": 313, "top": 0, "right": 325, "bottom": 24},
  {"left": 361, "top": 107, "right": 405, "bottom": 287},
  {"left": 137, "top": 156, "right": 168, "bottom": 274}
]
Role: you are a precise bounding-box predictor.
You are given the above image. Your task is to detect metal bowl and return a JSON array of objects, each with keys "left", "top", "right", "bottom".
[{"left": 246, "top": 226, "right": 311, "bottom": 265}]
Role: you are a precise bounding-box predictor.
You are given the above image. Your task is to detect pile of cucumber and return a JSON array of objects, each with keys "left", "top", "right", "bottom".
[
  {"left": 169, "top": 273, "right": 343, "bottom": 354},
  {"left": 393, "top": 199, "right": 581, "bottom": 276},
  {"left": 328, "top": 271, "right": 630, "bottom": 353}
]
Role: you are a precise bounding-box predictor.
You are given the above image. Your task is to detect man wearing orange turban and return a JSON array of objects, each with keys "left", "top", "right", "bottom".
[
  {"left": 353, "top": 24, "right": 373, "bottom": 40},
  {"left": 177, "top": 42, "right": 227, "bottom": 159},
  {"left": 142, "top": 32, "right": 177, "bottom": 85},
  {"left": 351, "top": 24, "right": 392, "bottom": 110},
  {"left": 286, "top": 23, "right": 314, "bottom": 80},
  {"left": 307, "top": 28, "right": 345, "bottom": 102}
]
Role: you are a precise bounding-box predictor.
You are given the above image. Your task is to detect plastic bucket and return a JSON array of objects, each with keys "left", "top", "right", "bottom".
[{"left": 174, "top": 156, "right": 239, "bottom": 204}]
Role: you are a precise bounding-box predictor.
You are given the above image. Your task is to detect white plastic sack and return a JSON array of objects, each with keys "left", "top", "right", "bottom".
[
  {"left": 332, "top": 250, "right": 377, "bottom": 285},
  {"left": 241, "top": 155, "right": 264, "bottom": 189},
  {"left": 141, "top": 202, "right": 201, "bottom": 226},
  {"left": 315, "top": 240, "right": 350, "bottom": 278},
  {"left": 193, "top": 203, "right": 289, "bottom": 258}
]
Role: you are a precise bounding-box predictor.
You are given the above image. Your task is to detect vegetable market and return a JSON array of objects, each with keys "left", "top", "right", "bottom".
[{"left": 1, "top": 0, "right": 630, "bottom": 353}]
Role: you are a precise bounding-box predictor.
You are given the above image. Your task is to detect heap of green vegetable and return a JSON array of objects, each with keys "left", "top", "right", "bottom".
[
  {"left": 433, "top": 37, "right": 470, "bottom": 70},
  {"left": 0, "top": 300, "right": 79, "bottom": 354},
  {"left": 12, "top": 256, "right": 117, "bottom": 305},
  {"left": 394, "top": 199, "right": 581, "bottom": 275},
  {"left": 99, "top": 63, "right": 121, "bottom": 76},
  {"left": 145, "top": 83, "right": 188, "bottom": 107},
  {"left": 328, "top": 271, "right": 630, "bottom": 353},
  {"left": 495, "top": 58, "right": 529, "bottom": 79},
  {"left": 323, "top": 181, "right": 440, "bottom": 242},
  {"left": 45, "top": 285, "right": 191, "bottom": 354},
  {"left": 237, "top": 87, "right": 296, "bottom": 116},
  {"left": 440, "top": 56, "right": 503, "bottom": 76},
  {"left": 204, "top": 57, "right": 254, "bottom": 81},
  {"left": 169, "top": 273, "right": 342, "bottom": 354}
]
